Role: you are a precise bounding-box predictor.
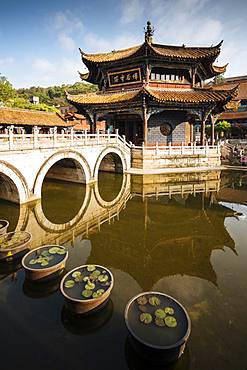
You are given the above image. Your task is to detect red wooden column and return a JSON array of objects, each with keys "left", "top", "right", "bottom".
[{"left": 142, "top": 95, "right": 148, "bottom": 145}]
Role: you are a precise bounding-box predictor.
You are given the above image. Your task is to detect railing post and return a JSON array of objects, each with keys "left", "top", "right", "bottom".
[
  {"left": 8, "top": 126, "right": 14, "bottom": 150},
  {"left": 169, "top": 141, "right": 172, "bottom": 155},
  {"left": 85, "top": 129, "right": 88, "bottom": 145},
  {"left": 53, "top": 126, "right": 57, "bottom": 147},
  {"left": 70, "top": 127, "right": 74, "bottom": 146},
  {"left": 155, "top": 141, "right": 158, "bottom": 155},
  {"left": 142, "top": 141, "right": 145, "bottom": 156},
  {"left": 193, "top": 141, "right": 196, "bottom": 155},
  {"left": 205, "top": 141, "right": 209, "bottom": 156},
  {"left": 115, "top": 128, "right": 119, "bottom": 143},
  {"left": 181, "top": 142, "right": 184, "bottom": 155},
  {"left": 107, "top": 129, "right": 110, "bottom": 143},
  {"left": 97, "top": 129, "right": 100, "bottom": 144},
  {"left": 33, "top": 126, "right": 39, "bottom": 148}
]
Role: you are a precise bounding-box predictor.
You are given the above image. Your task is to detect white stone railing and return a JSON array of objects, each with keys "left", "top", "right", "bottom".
[
  {"left": 132, "top": 142, "right": 221, "bottom": 156},
  {"left": 0, "top": 129, "right": 132, "bottom": 152}
]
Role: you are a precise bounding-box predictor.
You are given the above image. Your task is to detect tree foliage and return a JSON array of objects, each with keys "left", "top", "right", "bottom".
[
  {"left": 215, "top": 120, "right": 231, "bottom": 132},
  {"left": 0, "top": 75, "right": 97, "bottom": 112},
  {"left": 213, "top": 74, "right": 226, "bottom": 85}
]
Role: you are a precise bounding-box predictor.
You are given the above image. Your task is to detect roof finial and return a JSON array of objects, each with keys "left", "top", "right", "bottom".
[{"left": 144, "top": 20, "right": 154, "bottom": 44}]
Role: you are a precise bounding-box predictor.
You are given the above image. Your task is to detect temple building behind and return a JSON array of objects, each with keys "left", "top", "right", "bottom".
[{"left": 67, "top": 21, "right": 237, "bottom": 146}]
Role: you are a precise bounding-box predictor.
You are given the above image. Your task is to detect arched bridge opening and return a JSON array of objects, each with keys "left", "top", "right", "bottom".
[{"left": 98, "top": 153, "right": 123, "bottom": 174}]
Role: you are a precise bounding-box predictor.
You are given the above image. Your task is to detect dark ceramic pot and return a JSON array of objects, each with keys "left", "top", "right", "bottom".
[
  {"left": 22, "top": 245, "right": 68, "bottom": 281},
  {"left": 124, "top": 291, "right": 191, "bottom": 365},
  {"left": 60, "top": 264, "right": 114, "bottom": 314},
  {"left": 0, "top": 220, "right": 9, "bottom": 235},
  {"left": 0, "top": 231, "right": 31, "bottom": 261}
]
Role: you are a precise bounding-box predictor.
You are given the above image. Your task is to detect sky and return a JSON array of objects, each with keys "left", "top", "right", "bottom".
[{"left": 0, "top": 0, "right": 246, "bottom": 88}]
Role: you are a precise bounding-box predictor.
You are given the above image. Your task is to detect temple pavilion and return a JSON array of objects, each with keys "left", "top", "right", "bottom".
[{"left": 67, "top": 21, "right": 237, "bottom": 146}]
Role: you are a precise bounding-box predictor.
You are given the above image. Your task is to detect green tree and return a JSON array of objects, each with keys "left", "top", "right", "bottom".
[
  {"left": 0, "top": 75, "right": 17, "bottom": 102},
  {"left": 215, "top": 120, "right": 231, "bottom": 138},
  {"left": 213, "top": 74, "right": 226, "bottom": 85}
]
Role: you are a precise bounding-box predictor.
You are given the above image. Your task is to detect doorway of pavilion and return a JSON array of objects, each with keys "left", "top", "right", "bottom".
[{"left": 112, "top": 114, "right": 143, "bottom": 145}]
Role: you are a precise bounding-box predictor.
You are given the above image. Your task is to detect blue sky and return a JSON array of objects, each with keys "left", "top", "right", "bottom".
[{"left": 0, "top": 0, "right": 246, "bottom": 88}]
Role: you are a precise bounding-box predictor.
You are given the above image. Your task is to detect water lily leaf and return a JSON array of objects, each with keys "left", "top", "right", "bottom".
[
  {"left": 64, "top": 280, "right": 75, "bottom": 288},
  {"left": 155, "top": 309, "right": 166, "bottom": 319},
  {"left": 56, "top": 248, "right": 66, "bottom": 255},
  {"left": 87, "top": 265, "right": 96, "bottom": 272},
  {"left": 100, "top": 281, "right": 111, "bottom": 287},
  {"left": 92, "top": 289, "right": 104, "bottom": 298},
  {"left": 98, "top": 274, "right": 108, "bottom": 283},
  {"left": 138, "top": 305, "right": 148, "bottom": 313},
  {"left": 82, "top": 289, "right": 93, "bottom": 298},
  {"left": 89, "top": 274, "right": 98, "bottom": 282},
  {"left": 97, "top": 289, "right": 104, "bottom": 295},
  {"left": 102, "top": 270, "right": 106, "bottom": 274},
  {"left": 29, "top": 259, "right": 37, "bottom": 265},
  {"left": 149, "top": 296, "right": 160, "bottom": 306},
  {"left": 41, "top": 261, "right": 49, "bottom": 267},
  {"left": 165, "top": 316, "right": 177, "bottom": 328},
  {"left": 164, "top": 307, "right": 174, "bottom": 315},
  {"left": 140, "top": 313, "right": 152, "bottom": 324},
  {"left": 83, "top": 276, "right": 90, "bottom": 282},
  {"left": 72, "top": 271, "right": 82, "bottom": 279},
  {"left": 85, "top": 281, "right": 95, "bottom": 290},
  {"left": 48, "top": 247, "right": 59, "bottom": 254},
  {"left": 41, "top": 250, "right": 50, "bottom": 257},
  {"left": 155, "top": 318, "right": 166, "bottom": 327},
  {"left": 75, "top": 276, "right": 84, "bottom": 283},
  {"left": 137, "top": 296, "right": 148, "bottom": 305},
  {"left": 91, "top": 269, "right": 101, "bottom": 277}
]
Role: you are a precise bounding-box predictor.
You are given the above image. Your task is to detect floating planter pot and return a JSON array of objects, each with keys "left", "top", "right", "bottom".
[
  {"left": 22, "top": 245, "right": 68, "bottom": 282},
  {"left": 124, "top": 292, "right": 191, "bottom": 365},
  {"left": 60, "top": 264, "right": 114, "bottom": 314},
  {"left": 0, "top": 220, "right": 9, "bottom": 235},
  {"left": 0, "top": 231, "right": 32, "bottom": 261}
]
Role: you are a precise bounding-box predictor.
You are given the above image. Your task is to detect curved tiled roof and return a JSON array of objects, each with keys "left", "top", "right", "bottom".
[
  {"left": 80, "top": 41, "right": 223, "bottom": 64},
  {"left": 0, "top": 107, "right": 71, "bottom": 127},
  {"left": 66, "top": 86, "right": 237, "bottom": 106},
  {"left": 145, "top": 86, "right": 237, "bottom": 104},
  {"left": 66, "top": 89, "right": 141, "bottom": 105}
]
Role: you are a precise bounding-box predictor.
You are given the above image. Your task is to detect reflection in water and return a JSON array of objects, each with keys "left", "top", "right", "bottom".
[
  {"left": 98, "top": 171, "right": 123, "bottom": 202},
  {"left": 0, "top": 171, "right": 247, "bottom": 370},
  {"left": 41, "top": 179, "right": 86, "bottom": 224},
  {"left": 0, "top": 199, "right": 19, "bottom": 231}
]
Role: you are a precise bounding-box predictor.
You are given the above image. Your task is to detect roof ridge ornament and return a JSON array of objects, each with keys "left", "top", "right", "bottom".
[{"left": 144, "top": 20, "right": 154, "bottom": 44}]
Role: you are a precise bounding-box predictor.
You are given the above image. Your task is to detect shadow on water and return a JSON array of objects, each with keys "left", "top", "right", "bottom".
[{"left": 41, "top": 179, "right": 86, "bottom": 224}]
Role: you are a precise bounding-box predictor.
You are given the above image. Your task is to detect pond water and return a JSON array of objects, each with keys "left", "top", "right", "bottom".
[{"left": 0, "top": 170, "right": 247, "bottom": 370}]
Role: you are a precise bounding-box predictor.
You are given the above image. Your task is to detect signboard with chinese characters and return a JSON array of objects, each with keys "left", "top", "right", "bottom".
[{"left": 108, "top": 68, "right": 142, "bottom": 87}]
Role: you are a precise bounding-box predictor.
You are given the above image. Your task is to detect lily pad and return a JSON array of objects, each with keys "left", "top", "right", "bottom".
[
  {"left": 149, "top": 296, "right": 160, "bottom": 306},
  {"left": 140, "top": 313, "right": 152, "bottom": 324},
  {"left": 65, "top": 280, "right": 75, "bottom": 288},
  {"left": 165, "top": 316, "right": 177, "bottom": 328},
  {"left": 87, "top": 265, "right": 96, "bottom": 272},
  {"left": 41, "top": 261, "right": 49, "bottom": 267},
  {"left": 85, "top": 281, "right": 95, "bottom": 290},
  {"left": 48, "top": 247, "right": 60, "bottom": 254},
  {"left": 56, "top": 248, "right": 66, "bottom": 255},
  {"left": 155, "top": 309, "right": 166, "bottom": 319},
  {"left": 92, "top": 289, "right": 104, "bottom": 298},
  {"left": 98, "top": 274, "right": 108, "bottom": 283},
  {"left": 83, "top": 276, "right": 90, "bottom": 282},
  {"left": 155, "top": 318, "right": 166, "bottom": 327},
  {"left": 164, "top": 307, "right": 174, "bottom": 315},
  {"left": 91, "top": 269, "right": 101, "bottom": 277},
  {"left": 75, "top": 276, "right": 84, "bottom": 283},
  {"left": 138, "top": 305, "right": 148, "bottom": 313},
  {"left": 82, "top": 289, "right": 93, "bottom": 298},
  {"left": 41, "top": 250, "right": 50, "bottom": 257},
  {"left": 72, "top": 271, "right": 82, "bottom": 279},
  {"left": 137, "top": 296, "right": 148, "bottom": 305},
  {"left": 29, "top": 259, "right": 37, "bottom": 265}
]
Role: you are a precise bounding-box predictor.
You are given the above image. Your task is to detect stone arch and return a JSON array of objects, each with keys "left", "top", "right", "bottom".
[
  {"left": 94, "top": 174, "right": 129, "bottom": 209},
  {"left": 0, "top": 161, "right": 29, "bottom": 203},
  {"left": 33, "top": 150, "right": 91, "bottom": 199},
  {"left": 93, "top": 146, "right": 127, "bottom": 179},
  {"left": 33, "top": 185, "right": 92, "bottom": 233}
]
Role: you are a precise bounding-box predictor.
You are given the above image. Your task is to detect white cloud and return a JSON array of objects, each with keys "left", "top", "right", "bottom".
[
  {"left": 53, "top": 10, "right": 83, "bottom": 33},
  {"left": 58, "top": 33, "right": 76, "bottom": 51},
  {"left": 32, "top": 58, "right": 54, "bottom": 72},
  {"left": 0, "top": 57, "right": 14, "bottom": 66},
  {"left": 120, "top": 0, "right": 144, "bottom": 24}
]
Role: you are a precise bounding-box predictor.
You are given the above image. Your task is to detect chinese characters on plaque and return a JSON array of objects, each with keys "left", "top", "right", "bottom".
[{"left": 108, "top": 68, "right": 141, "bottom": 87}]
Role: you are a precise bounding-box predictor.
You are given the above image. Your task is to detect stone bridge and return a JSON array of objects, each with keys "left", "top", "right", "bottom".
[{"left": 0, "top": 131, "right": 131, "bottom": 204}]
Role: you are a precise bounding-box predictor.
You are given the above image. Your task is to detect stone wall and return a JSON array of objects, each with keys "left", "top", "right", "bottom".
[{"left": 147, "top": 110, "right": 190, "bottom": 145}]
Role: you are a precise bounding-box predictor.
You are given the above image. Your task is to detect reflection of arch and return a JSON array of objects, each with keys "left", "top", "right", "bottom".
[
  {"left": 15, "top": 203, "right": 30, "bottom": 231},
  {"left": 94, "top": 174, "right": 128, "bottom": 208},
  {"left": 93, "top": 147, "right": 127, "bottom": 179},
  {"left": 33, "top": 151, "right": 91, "bottom": 198},
  {"left": 34, "top": 185, "right": 92, "bottom": 233},
  {"left": 0, "top": 161, "right": 29, "bottom": 203}
]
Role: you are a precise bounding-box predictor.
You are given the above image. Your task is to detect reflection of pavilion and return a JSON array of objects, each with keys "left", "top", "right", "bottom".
[{"left": 88, "top": 192, "right": 235, "bottom": 289}]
